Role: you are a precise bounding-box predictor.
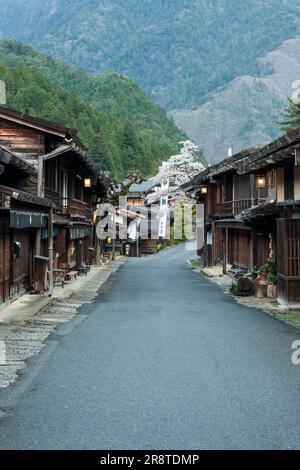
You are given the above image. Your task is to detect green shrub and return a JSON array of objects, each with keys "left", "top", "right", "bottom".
[{"left": 267, "top": 274, "right": 278, "bottom": 285}]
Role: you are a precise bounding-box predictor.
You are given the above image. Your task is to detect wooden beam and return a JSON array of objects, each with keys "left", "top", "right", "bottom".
[
  {"left": 48, "top": 208, "right": 54, "bottom": 296},
  {"left": 37, "top": 155, "right": 44, "bottom": 198},
  {"left": 0, "top": 112, "right": 66, "bottom": 138}
]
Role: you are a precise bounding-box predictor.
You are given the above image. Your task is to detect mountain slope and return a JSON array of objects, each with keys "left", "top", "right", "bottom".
[
  {"left": 0, "top": 40, "right": 186, "bottom": 177},
  {"left": 0, "top": 62, "right": 128, "bottom": 176},
  {"left": 171, "top": 38, "right": 300, "bottom": 163},
  {"left": 0, "top": 40, "right": 184, "bottom": 152},
  {"left": 0, "top": 0, "right": 299, "bottom": 109}
]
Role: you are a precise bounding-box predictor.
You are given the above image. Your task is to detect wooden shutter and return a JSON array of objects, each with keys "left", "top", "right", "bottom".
[{"left": 284, "top": 165, "right": 294, "bottom": 200}]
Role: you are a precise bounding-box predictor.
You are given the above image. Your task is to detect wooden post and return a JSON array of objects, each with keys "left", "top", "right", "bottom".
[
  {"left": 95, "top": 231, "right": 101, "bottom": 265},
  {"left": 250, "top": 174, "right": 256, "bottom": 206},
  {"left": 48, "top": 208, "right": 54, "bottom": 296},
  {"left": 112, "top": 208, "right": 116, "bottom": 260},
  {"left": 226, "top": 227, "right": 229, "bottom": 269},
  {"left": 37, "top": 155, "right": 44, "bottom": 198},
  {"left": 211, "top": 222, "right": 216, "bottom": 266},
  {"left": 222, "top": 227, "right": 228, "bottom": 274},
  {"left": 136, "top": 219, "right": 140, "bottom": 258},
  {"left": 36, "top": 155, "right": 44, "bottom": 257},
  {"left": 251, "top": 229, "right": 257, "bottom": 270},
  {"left": 35, "top": 229, "right": 41, "bottom": 256},
  {"left": 203, "top": 226, "right": 207, "bottom": 268},
  {"left": 94, "top": 214, "right": 101, "bottom": 265}
]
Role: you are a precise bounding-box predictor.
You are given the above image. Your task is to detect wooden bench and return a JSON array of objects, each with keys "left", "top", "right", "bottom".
[
  {"left": 53, "top": 269, "right": 65, "bottom": 288},
  {"left": 64, "top": 271, "right": 78, "bottom": 282}
]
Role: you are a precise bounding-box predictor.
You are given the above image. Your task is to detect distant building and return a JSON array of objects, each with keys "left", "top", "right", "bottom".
[{"left": 127, "top": 180, "right": 157, "bottom": 207}]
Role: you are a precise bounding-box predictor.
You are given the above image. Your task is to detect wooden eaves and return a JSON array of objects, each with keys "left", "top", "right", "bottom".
[
  {"left": 0, "top": 184, "right": 54, "bottom": 208},
  {"left": 236, "top": 127, "right": 300, "bottom": 175},
  {"left": 0, "top": 105, "right": 78, "bottom": 141},
  {"left": 0, "top": 144, "right": 37, "bottom": 174}
]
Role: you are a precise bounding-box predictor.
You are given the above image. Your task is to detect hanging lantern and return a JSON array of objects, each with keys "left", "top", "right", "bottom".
[
  {"left": 84, "top": 178, "right": 92, "bottom": 188},
  {"left": 256, "top": 175, "right": 266, "bottom": 188}
]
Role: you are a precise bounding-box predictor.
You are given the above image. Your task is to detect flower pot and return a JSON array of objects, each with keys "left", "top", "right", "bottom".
[
  {"left": 267, "top": 283, "right": 277, "bottom": 298},
  {"left": 255, "top": 279, "right": 267, "bottom": 298}
]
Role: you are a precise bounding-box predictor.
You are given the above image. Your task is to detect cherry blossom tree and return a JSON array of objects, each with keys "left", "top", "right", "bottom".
[{"left": 147, "top": 140, "right": 205, "bottom": 206}]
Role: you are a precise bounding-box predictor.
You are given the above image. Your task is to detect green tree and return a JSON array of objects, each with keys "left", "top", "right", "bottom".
[
  {"left": 89, "top": 131, "right": 115, "bottom": 175},
  {"left": 281, "top": 97, "right": 300, "bottom": 130},
  {"left": 122, "top": 122, "right": 144, "bottom": 174},
  {"left": 0, "top": 41, "right": 187, "bottom": 178}
]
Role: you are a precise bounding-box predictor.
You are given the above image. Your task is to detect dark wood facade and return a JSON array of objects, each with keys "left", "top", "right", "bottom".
[
  {"left": 277, "top": 218, "right": 300, "bottom": 304},
  {"left": 183, "top": 127, "right": 300, "bottom": 305},
  {"left": 0, "top": 105, "right": 109, "bottom": 305},
  {"left": 0, "top": 187, "right": 51, "bottom": 303},
  {"left": 0, "top": 216, "right": 10, "bottom": 303}
]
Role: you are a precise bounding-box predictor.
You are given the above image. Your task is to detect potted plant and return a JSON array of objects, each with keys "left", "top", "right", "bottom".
[
  {"left": 266, "top": 273, "right": 278, "bottom": 298},
  {"left": 249, "top": 268, "right": 259, "bottom": 280},
  {"left": 257, "top": 261, "right": 277, "bottom": 281},
  {"left": 256, "top": 261, "right": 276, "bottom": 297},
  {"left": 265, "top": 261, "right": 277, "bottom": 275},
  {"left": 257, "top": 264, "right": 268, "bottom": 282}
]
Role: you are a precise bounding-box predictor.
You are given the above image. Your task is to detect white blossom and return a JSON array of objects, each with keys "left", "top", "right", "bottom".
[{"left": 147, "top": 140, "right": 205, "bottom": 206}]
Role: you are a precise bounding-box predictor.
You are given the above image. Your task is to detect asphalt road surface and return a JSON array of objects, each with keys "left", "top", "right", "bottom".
[{"left": 0, "top": 244, "right": 300, "bottom": 450}]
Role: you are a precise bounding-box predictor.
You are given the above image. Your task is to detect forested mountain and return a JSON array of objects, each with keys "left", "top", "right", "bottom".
[
  {"left": 1, "top": 1, "right": 300, "bottom": 165},
  {"left": 0, "top": 0, "right": 299, "bottom": 110},
  {"left": 0, "top": 40, "right": 185, "bottom": 178},
  {"left": 171, "top": 38, "right": 300, "bottom": 162}
]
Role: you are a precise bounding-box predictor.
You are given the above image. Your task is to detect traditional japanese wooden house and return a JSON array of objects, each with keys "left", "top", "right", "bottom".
[
  {"left": 127, "top": 180, "right": 157, "bottom": 207},
  {"left": 0, "top": 105, "right": 109, "bottom": 303},
  {"left": 236, "top": 128, "right": 300, "bottom": 305},
  {"left": 183, "top": 127, "right": 300, "bottom": 305},
  {"left": 42, "top": 143, "right": 108, "bottom": 272},
  {"left": 126, "top": 180, "right": 161, "bottom": 256},
  {"left": 0, "top": 145, "right": 54, "bottom": 302}
]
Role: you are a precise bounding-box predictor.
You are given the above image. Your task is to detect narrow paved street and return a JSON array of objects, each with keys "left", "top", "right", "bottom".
[{"left": 0, "top": 244, "right": 299, "bottom": 450}]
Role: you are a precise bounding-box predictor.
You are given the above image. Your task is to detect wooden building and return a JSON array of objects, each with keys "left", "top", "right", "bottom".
[
  {"left": 183, "top": 127, "right": 300, "bottom": 306},
  {"left": 0, "top": 105, "right": 109, "bottom": 304},
  {"left": 0, "top": 145, "right": 53, "bottom": 303},
  {"left": 127, "top": 180, "right": 157, "bottom": 207},
  {"left": 126, "top": 181, "right": 161, "bottom": 256}
]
